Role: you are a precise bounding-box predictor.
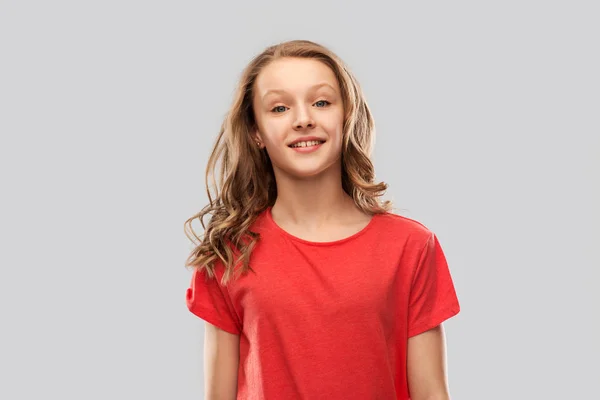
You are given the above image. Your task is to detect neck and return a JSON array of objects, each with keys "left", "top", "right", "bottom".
[{"left": 271, "top": 163, "right": 357, "bottom": 228}]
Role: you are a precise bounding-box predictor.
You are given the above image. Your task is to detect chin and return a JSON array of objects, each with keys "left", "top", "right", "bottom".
[
  {"left": 290, "top": 169, "right": 325, "bottom": 179},
  {"left": 270, "top": 152, "right": 341, "bottom": 180},
  {"left": 283, "top": 162, "right": 338, "bottom": 180}
]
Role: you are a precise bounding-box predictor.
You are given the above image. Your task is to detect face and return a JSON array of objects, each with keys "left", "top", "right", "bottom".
[{"left": 251, "top": 57, "right": 345, "bottom": 180}]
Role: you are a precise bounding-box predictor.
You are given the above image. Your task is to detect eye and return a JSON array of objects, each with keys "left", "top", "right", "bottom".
[
  {"left": 271, "top": 105, "right": 288, "bottom": 113},
  {"left": 314, "top": 100, "right": 330, "bottom": 108}
]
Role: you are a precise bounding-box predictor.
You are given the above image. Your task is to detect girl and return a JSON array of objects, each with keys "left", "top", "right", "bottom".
[{"left": 184, "top": 39, "right": 460, "bottom": 400}]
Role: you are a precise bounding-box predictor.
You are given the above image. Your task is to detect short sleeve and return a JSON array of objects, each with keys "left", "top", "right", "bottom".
[
  {"left": 407, "top": 232, "right": 460, "bottom": 338},
  {"left": 185, "top": 266, "right": 242, "bottom": 335}
]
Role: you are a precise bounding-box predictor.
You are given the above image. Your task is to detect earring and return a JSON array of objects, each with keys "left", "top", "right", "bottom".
[{"left": 256, "top": 141, "right": 262, "bottom": 147}]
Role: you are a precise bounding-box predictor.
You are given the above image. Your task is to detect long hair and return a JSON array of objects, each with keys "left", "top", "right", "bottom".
[{"left": 184, "top": 39, "right": 392, "bottom": 285}]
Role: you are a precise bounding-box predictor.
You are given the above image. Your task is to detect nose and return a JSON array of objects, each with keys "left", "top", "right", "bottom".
[{"left": 293, "top": 106, "right": 315, "bottom": 130}]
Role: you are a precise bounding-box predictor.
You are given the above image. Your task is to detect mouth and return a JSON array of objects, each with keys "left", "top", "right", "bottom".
[{"left": 288, "top": 139, "right": 326, "bottom": 149}]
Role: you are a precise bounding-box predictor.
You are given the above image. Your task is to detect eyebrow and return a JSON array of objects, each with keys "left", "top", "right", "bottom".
[{"left": 261, "top": 82, "right": 337, "bottom": 101}]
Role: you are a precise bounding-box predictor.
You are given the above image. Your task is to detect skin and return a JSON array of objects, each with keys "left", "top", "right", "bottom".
[
  {"left": 204, "top": 56, "right": 451, "bottom": 400},
  {"left": 251, "top": 56, "right": 371, "bottom": 241},
  {"left": 407, "top": 325, "right": 452, "bottom": 400},
  {"left": 203, "top": 324, "right": 239, "bottom": 400}
]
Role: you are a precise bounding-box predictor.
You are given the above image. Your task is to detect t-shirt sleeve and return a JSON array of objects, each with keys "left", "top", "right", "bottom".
[
  {"left": 407, "top": 231, "right": 460, "bottom": 338},
  {"left": 185, "top": 266, "right": 242, "bottom": 335}
]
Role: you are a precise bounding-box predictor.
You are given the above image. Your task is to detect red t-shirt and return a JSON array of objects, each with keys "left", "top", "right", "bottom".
[{"left": 186, "top": 207, "right": 460, "bottom": 399}]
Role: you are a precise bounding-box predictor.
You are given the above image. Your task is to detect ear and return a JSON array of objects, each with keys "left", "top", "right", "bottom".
[{"left": 251, "top": 126, "right": 264, "bottom": 148}]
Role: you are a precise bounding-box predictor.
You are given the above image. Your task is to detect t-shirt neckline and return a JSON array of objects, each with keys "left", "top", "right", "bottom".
[{"left": 264, "top": 206, "right": 379, "bottom": 246}]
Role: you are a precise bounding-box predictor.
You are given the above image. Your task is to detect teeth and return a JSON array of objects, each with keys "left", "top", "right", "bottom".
[{"left": 290, "top": 140, "right": 323, "bottom": 148}]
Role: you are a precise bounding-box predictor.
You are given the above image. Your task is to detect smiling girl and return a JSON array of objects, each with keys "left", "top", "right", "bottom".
[{"left": 184, "top": 40, "right": 460, "bottom": 400}]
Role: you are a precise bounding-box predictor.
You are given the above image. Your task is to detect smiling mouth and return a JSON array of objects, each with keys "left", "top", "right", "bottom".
[{"left": 288, "top": 140, "right": 326, "bottom": 148}]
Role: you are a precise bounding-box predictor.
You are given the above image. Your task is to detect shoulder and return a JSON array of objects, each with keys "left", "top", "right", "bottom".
[
  {"left": 373, "top": 210, "right": 434, "bottom": 246},
  {"left": 247, "top": 208, "right": 271, "bottom": 234}
]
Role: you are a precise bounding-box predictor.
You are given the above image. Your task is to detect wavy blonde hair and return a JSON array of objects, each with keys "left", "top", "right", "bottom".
[{"left": 184, "top": 39, "right": 392, "bottom": 285}]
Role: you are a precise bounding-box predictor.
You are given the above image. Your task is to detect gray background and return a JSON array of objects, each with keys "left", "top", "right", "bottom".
[{"left": 1, "top": 1, "right": 598, "bottom": 399}]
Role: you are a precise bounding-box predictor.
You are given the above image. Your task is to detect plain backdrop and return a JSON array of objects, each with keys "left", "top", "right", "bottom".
[{"left": 1, "top": 1, "right": 598, "bottom": 399}]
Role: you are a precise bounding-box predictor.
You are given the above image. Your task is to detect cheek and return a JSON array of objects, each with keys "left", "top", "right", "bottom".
[
  {"left": 260, "top": 121, "right": 288, "bottom": 146},
  {"left": 324, "top": 114, "right": 345, "bottom": 139}
]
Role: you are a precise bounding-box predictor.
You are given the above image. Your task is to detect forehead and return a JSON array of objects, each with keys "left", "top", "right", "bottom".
[{"left": 254, "top": 57, "right": 340, "bottom": 95}]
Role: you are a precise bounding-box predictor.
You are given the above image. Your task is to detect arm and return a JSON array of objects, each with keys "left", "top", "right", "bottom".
[
  {"left": 204, "top": 321, "right": 240, "bottom": 400},
  {"left": 407, "top": 324, "right": 452, "bottom": 400}
]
